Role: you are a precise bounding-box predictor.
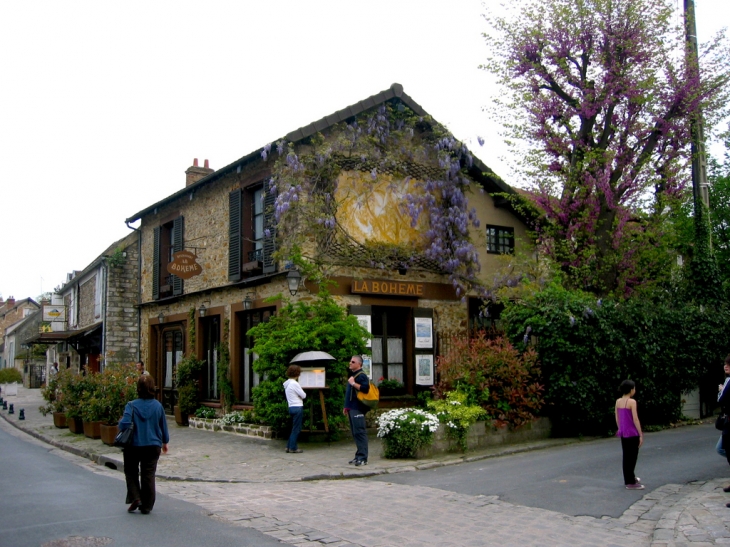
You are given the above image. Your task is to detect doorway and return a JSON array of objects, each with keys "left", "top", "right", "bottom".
[
  {"left": 201, "top": 316, "right": 220, "bottom": 401},
  {"left": 160, "top": 327, "right": 184, "bottom": 413}
]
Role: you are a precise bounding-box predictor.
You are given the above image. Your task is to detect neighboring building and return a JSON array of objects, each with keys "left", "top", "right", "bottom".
[
  {"left": 26, "top": 232, "right": 140, "bottom": 373},
  {"left": 0, "top": 297, "right": 40, "bottom": 368},
  {"left": 125, "top": 83, "right": 531, "bottom": 413}
]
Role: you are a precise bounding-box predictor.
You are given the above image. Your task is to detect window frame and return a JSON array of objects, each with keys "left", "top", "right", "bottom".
[{"left": 486, "top": 225, "right": 515, "bottom": 255}]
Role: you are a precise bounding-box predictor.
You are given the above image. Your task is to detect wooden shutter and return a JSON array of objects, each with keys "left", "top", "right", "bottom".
[
  {"left": 228, "top": 189, "right": 242, "bottom": 282},
  {"left": 152, "top": 226, "right": 161, "bottom": 300},
  {"left": 172, "top": 216, "right": 184, "bottom": 296},
  {"left": 262, "top": 188, "right": 277, "bottom": 274}
]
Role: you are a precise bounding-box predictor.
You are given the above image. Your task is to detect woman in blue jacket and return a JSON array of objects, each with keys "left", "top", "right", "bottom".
[{"left": 118, "top": 374, "right": 170, "bottom": 514}]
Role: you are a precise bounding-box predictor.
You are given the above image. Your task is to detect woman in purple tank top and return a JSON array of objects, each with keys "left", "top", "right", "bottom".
[{"left": 615, "top": 379, "right": 644, "bottom": 490}]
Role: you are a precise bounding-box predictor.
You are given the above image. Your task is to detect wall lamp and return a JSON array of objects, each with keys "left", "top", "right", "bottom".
[
  {"left": 157, "top": 312, "right": 165, "bottom": 324},
  {"left": 243, "top": 292, "right": 255, "bottom": 310},
  {"left": 286, "top": 269, "right": 302, "bottom": 296},
  {"left": 198, "top": 303, "right": 207, "bottom": 317}
]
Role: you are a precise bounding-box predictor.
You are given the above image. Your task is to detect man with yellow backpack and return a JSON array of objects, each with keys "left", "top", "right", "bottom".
[{"left": 343, "top": 355, "right": 378, "bottom": 466}]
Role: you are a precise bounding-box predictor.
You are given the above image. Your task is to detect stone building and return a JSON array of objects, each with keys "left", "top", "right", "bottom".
[
  {"left": 27, "top": 232, "right": 140, "bottom": 373},
  {"left": 125, "top": 83, "right": 532, "bottom": 413},
  {"left": 0, "top": 297, "right": 40, "bottom": 369}
]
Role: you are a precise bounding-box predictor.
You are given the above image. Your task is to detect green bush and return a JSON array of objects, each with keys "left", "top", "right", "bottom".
[
  {"left": 428, "top": 391, "right": 486, "bottom": 452},
  {"left": 0, "top": 368, "right": 22, "bottom": 384},
  {"left": 176, "top": 355, "right": 205, "bottom": 417},
  {"left": 39, "top": 372, "right": 64, "bottom": 415},
  {"left": 377, "top": 408, "right": 440, "bottom": 459},
  {"left": 502, "top": 284, "right": 730, "bottom": 435},
  {"left": 248, "top": 289, "right": 369, "bottom": 435}
]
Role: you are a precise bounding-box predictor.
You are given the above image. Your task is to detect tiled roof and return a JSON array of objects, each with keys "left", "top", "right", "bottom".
[{"left": 126, "top": 83, "right": 517, "bottom": 223}]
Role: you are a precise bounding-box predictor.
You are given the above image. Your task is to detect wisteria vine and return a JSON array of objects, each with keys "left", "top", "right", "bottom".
[{"left": 262, "top": 102, "right": 487, "bottom": 299}]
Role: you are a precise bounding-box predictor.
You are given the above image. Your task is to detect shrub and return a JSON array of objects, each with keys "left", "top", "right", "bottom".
[
  {"left": 501, "top": 284, "right": 730, "bottom": 435},
  {"left": 428, "top": 391, "right": 486, "bottom": 452},
  {"left": 176, "top": 355, "right": 205, "bottom": 417},
  {"left": 39, "top": 372, "right": 64, "bottom": 415},
  {"left": 56, "top": 369, "right": 91, "bottom": 421},
  {"left": 377, "top": 408, "right": 440, "bottom": 459},
  {"left": 195, "top": 407, "right": 217, "bottom": 419},
  {"left": 435, "top": 333, "right": 543, "bottom": 427},
  {"left": 0, "top": 368, "right": 22, "bottom": 384}
]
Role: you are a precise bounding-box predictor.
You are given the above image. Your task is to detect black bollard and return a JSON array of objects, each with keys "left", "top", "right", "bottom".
[
  {"left": 1, "top": 401, "right": 6, "bottom": 410},
  {"left": 8, "top": 403, "right": 14, "bottom": 414},
  {"left": 18, "top": 409, "right": 25, "bottom": 420},
  {"left": 0, "top": 397, "right": 3, "bottom": 405}
]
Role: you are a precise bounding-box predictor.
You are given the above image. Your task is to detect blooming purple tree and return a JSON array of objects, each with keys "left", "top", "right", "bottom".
[{"left": 482, "top": 0, "right": 730, "bottom": 295}]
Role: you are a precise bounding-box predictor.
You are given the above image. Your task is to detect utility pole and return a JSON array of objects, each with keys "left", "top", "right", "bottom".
[{"left": 684, "top": 0, "right": 711, "bottom": 216}]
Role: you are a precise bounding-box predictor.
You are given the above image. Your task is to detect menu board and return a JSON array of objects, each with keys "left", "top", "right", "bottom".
[{"left": 299, "top": 367, "right": 326, "bottom": 388}]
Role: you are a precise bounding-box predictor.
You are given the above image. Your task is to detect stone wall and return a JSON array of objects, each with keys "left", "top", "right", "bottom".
[
  {"left": 415, "top": 417, "right": 552, "bottom": 458},
  {"left": 105, "top": 234, "right": 139, "bottom": 361},
  {"left": 78, "top": 275, "right": 96, "bottom": 327}
]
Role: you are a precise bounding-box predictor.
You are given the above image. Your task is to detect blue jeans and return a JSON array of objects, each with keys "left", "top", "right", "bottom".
[
  {"left": 288, "top": 406, "right": 303, "bottom": 451},
  {"left": 718, "top": 435, "right": 727, "bottom": 458}
]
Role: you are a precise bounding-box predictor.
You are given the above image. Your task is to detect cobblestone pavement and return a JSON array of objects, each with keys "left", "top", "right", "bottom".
[{"left": 4, "top": 386, "right": 730, "bottom": 546}]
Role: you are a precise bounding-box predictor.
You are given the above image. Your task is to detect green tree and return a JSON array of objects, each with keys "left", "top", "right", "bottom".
[{"left": 248, "top": 290, "right": 369, "bottom": 435}]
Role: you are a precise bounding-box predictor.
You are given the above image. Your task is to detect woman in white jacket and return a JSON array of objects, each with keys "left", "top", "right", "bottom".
[{"left": 283, "top": 365, "right": 307, "bottom": 453}]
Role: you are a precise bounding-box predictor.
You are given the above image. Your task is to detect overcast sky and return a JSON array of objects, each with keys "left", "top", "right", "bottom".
[{"left": 1, "top": 0, "right": 727, "bottom": 302}]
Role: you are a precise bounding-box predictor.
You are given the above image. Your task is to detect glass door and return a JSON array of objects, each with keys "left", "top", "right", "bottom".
[{"left": 161, "top": 327, "right": 184, "bottom": 413}]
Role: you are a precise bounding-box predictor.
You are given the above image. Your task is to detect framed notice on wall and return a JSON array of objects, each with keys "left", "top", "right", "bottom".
[
  {"left": 414, "top": 317, "right": 433, "bottom": 349},
  {"left": 355, "top": 315, "right": 372, "bottom": 347},
  {"left": 361, "top": 356, "right": 372, "bottom": 379},
  {"left": 415, "top": 354, "right": 434, "bottom": 385}
]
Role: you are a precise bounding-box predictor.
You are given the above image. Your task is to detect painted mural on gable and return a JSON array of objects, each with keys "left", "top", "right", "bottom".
[{"left": 335, "top": 171, "right": 427, "bottom": 248}]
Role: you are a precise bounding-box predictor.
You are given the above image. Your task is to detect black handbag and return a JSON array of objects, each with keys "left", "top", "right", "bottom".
[
  {"left": 716, "top": 413, "right": 727, "bottom": 431},
  {"left": 114, "top": 404, "right": 135, "bottom": 448}
]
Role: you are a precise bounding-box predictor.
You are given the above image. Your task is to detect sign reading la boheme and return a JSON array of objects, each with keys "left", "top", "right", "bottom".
[
  {"left": 351, "top": 279, "right": 424, "bottom": 297},
  {"left": 167, "top": 250, "right": 203, "bottom": 280}
]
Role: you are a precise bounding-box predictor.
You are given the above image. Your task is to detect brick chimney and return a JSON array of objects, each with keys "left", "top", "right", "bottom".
[
  {"left": 6, "top": 296, "right": 15, "bottom": 308},
  {"left": 185, "top": 158, "right": 214, "bottom": 187}
]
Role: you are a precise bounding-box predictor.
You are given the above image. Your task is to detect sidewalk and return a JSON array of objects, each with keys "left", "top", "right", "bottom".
[
  {"left": 3, "top": 385, "right": 730, "bottom": 546},
  {"left": 0, "top": 385, "right": 581, "bottom": 482}
]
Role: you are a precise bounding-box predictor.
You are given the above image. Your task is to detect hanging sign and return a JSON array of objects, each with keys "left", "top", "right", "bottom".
[
  {"left": 167, "top": 250, "right": 203, "bottom": 279},
  {"left": 42, "top": 305, "right": 66, "bottom": 322}
]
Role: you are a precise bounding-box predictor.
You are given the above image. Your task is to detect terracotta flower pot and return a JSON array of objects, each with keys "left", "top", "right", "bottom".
[
  {"left": 174, "top": 405, "right": 189, "bottom": 426},
  {"left": 83, "top": 420, "right": 102, "bottom": 439},
  {"left": 53, "top": 412, "right": 68, "bottom": 428},
  {"left": 68, "top": 417, "right": 84, "bottom": 434},
  {"left": 100, "top": 423, "right": 119, "bottom": 446}
]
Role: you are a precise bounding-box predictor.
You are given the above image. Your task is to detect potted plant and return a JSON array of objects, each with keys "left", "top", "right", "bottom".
[
  {"left": 175, "top": 355, "right": 204, "bottom": 426},
  {"left": 81, "top": 373, "right": 104, "bottom": 439},
  {"left": 99, "top": 363, "right": 137, "bottom": 445},
  {"left": 39, "top": 370, "right": 67, "bottom": 427},
  {"left": 378, "top": 377, "right": 406, "bottom": 396},
  {"left": 56, "top": 368, "right": 88, "bottom": 434}
]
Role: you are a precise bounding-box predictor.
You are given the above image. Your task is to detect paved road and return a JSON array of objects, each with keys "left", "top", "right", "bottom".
[
  {"left": 372, "top": 422, "right": 729, "bottom": 518},
  {"left": 0, "top": 424, "right": 285, "bottom": 547}
]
